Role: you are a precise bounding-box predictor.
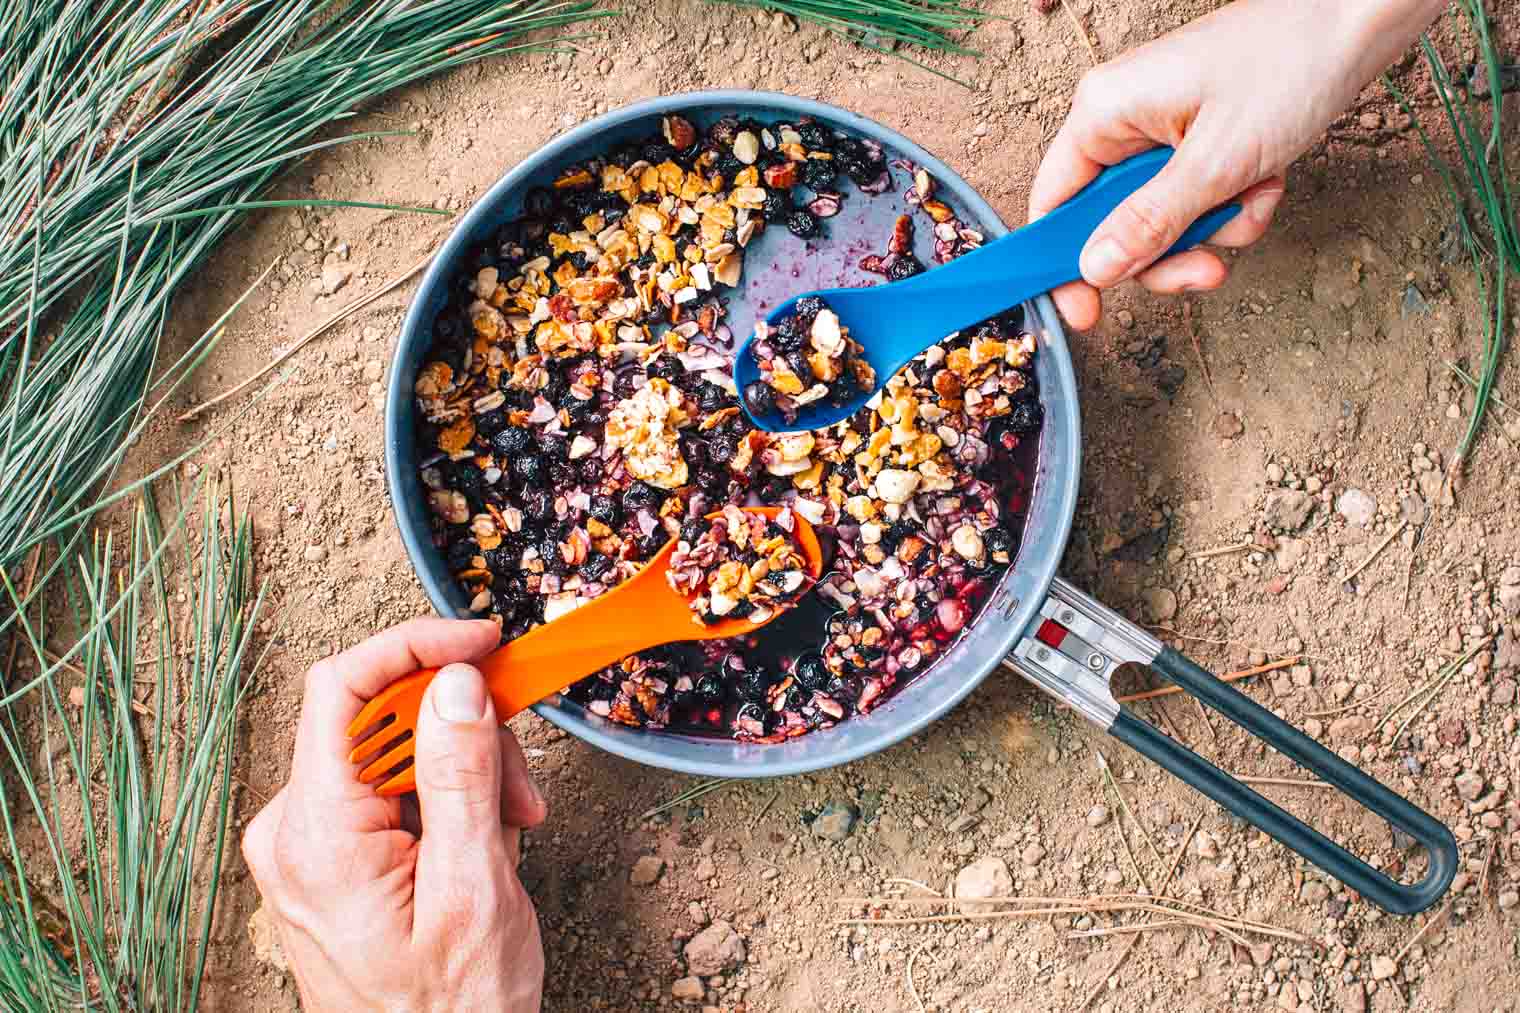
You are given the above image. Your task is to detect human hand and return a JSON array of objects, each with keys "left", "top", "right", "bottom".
[
  {"left": 1030, "top": 0, "right": 1446, "bottom": 329},
  {"left": 243, "top": 618, "right": 547, "bottom": 1012}
]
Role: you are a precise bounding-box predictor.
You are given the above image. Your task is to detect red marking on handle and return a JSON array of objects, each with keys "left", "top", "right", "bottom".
[{"left": 1036, "top": 619, "right": 1068, "bottom": 649}]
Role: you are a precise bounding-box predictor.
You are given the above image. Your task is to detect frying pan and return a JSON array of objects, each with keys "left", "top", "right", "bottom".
[{"left": 386, "top": 90, "right": 1457, "bottom": 914}]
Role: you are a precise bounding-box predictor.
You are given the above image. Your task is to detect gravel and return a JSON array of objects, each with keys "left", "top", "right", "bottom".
[
  {"left": 630, "top": 855, "right": 665, "bottom": 886},
  {"left": 684, "top": 921, "right": 746, "bottom": 976},
  {"left": 955, "top": 856, "right": 1014, "bottom": 899},
  {"left": 812, "top": 800, "right": 859, "bottom": 842}
]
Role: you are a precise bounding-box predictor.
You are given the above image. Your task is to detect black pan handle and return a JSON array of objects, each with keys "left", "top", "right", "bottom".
[{"left": 1007, "top": 578, "right": 1457, "bottom": 915}]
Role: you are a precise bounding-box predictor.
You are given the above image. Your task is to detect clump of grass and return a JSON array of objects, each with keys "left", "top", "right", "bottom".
[
  {"left": 1386, "top": 0, "right": 1517, "bottom": 476},
  {"left": 712, "top": 0, "right": 992, "bottom": 85},
  {"left": 0, "top": 485, "right": 270, "bottom": 1011}
]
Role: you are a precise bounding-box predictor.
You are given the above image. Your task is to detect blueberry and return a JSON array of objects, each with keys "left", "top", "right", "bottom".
[
  {"left": 483, "top": 545, "right": 519, "bottom": 571},
  {"left": 581, "top": 553, "right": 613, "bottom": 581},
  {"left": 588, "top": 495, "right": 620, "bottom": 525},
  {"left": 614, "top": 370, "right": 646, "bottom": 398},
  {"left": 802, "top": 158, "right": 836, "bottom": 191},
  {"left": 637, "top": 529, "right": 668, "bottom": 556},
  {"left": 696, "top": 674, "right": 725, "bottom": 702},
  {"left": 578, "top": 456, "right": 604, "bottom": 483},
  {"left": 622, "top": 481, "right": 665, "bottom": 514},
  {"left": 792, "top": 295, "right": 825, "bottom": 321},
  {"left": 647, "top": 356, "right": 685, "bottom": 382},
  {"left": 511, "top": 453, "right": 544, "bottom": 485},
  {"left": 539, "top": 433, "right": 569, "bottom": 460},
  {"left": 736, "top": 668, "right": 773, "bottom": 702},
  {"left": 743, "top": 381, "right": 777, "bottom": 418},
  {"left": 886, "top": 255, "right": 923, "bottom": 281},
  {"left": 772, "top": 314, "right": 804, "bottom": 351},
  {"left": 696, "top": 381, "right": 729, "bottom": 413},
  {"left": 450, "top": 463, "right": 485, "bottom": 505},
  {"left": 785, "top": 209, "right": 819, "bottom": 238},
  {"left": 784, "top": 349, "right": 815, "bottom": 385},
  {"left": 735, "top": 701, "right": 771, "bottom": 732},
  {"left": 695, "top": 467, "right": 728, "bottom": 494},
  {"left": 446, "top": 539, "right": 480, "bottom": 569},
  {"left": 706, "top": 436, "right": 737, "bottom": 466},
  {"left": 794, "top": 653, "right": 830, "bottom": 691},
  {"left": 1006, "top": 399, "right": 1043, "bottom": 434},
  {"left": 492, "top": 426, "right": 533, "bottom": 456},
  {"left": 762, "top": 190, "right": 791, "bottom": 220},
  {"left": 680, "top": 519, "right": 708, "bottom": 544},
  {"left": 475, "top": 408, "right": 509, "bottom": 438},
  {"left": 797, "top": 123, "right": 832, "bottom": 150},
  {"left": 523, "top": 489, "right": 555, "bottom": 522}
]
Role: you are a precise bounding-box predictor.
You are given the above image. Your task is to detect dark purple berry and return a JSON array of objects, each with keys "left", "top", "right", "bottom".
[
  {"left": 743, "top": 381, "right": 776, "bottom": 418},
  {"left": 588, "top": 495, "right": 620, "bottom": 525},
  {"left": 784, "top": 349, "right": 815, "bottom": 385},
  {"left": 886, "top": 255, "right": 923, "bottom": 281},
  {"left": 1006, "top": 399, "right": 1043, "bottom": 434},
  {"left": 802, "top": 159, "right": 836, "bottom": 190},
  {"left": 492, "top": 426, "right": 533, "bottom": 456},
  {"left": 511, "top": 453, "right": 544, "bottom": 484},
  {"left": 785, "top": 210, "right": 819, "bottom": 238},
  {"left": 794, "top": 653, "right": 830, "bottom": 690}
]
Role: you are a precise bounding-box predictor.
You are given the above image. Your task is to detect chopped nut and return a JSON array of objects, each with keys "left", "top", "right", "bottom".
[
  {"left": 874, "top": 468, "right": 921, "bottom": 504},
  {"left": 733, "top": 130, "right": 760, "bottom": 165}
]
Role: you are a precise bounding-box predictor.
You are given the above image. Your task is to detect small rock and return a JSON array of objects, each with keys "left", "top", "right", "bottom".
[
  {"left": 672, "top": 976, "right": 706, "bottom": 1001},
  {"left": 1499, "top": 890, "right": 1519, "bottom": 910},
  {"left": 1359, "top": 111, "right": 1383, "bottom": 131},
  {"left": 1300, "top": 879, "right": 1330, "bottom": 904},
  {"left": 1399, "top": 494, "right": 1428, "bottom": 526},
  {"left": 1021, "top": 843, "right": 1047, "bottom": 867},
  {"left": 1492, "top": 679, "right": 1516, "bottom": 706},
  {"left": 1370, "top": 955, "right": 1398, "bottom": 980},
  {"left": 363, "top": 359, "right": 384, "bottom": 382},
  {"left": 1212, "top": 411, "right": 1245, "bottom": 440},
  {"left": 694, "top": 856, "right": 716, "bottom": 881},
  {"left": 1275, "top": 537, "right": 1308, "bottom": 573},
  {"left": 1116, "top": 309, "right": 1135, "bottom": 328},
  {"left": 1086, "top": 805, "right": 1110, "bottom": 827},
  {"left": 320, "top": 263, "right": 353, "bottom": 295},
  {"left": 1401, "top": 283, "right": 1431, "bottom": 318},
  {"left": 1194, "top": 832, "right": 1220, "bottom": 859},
  {"left": 684, "top": 921, "right": 745, "bottom": 976},
  {"left": 1455, "top": 770, "right": 1484, "bottom": 802},
  {"left": 812, "top": 800, "right": 859, "bottom": 842},
  {"left": 1142, "top": 587, "right": 1178, "bottom": 622},
  {"left": 687, "top": 901, "right": 708, "bottom": 925},
  {"left": 1335, "top": 488, "right": 1377, "bottom": 527},
  {"left": 1249, "top": 942, "right": 1274, "bottom": 966},
  {"left": 1331, "top": 681, "right": 1354, "bottom": 703},
  {"left": 630, "top": 855, "right": 665, "bottom": 886},
  {"left": 955, "top": 856, "right": 1014, "bottom": 899},
  {"left": 248, "top": 905, "right": 288, "bottom": 972},
  {"left": 1277, "top": 984, "right": 1298, "bottom": 1010},
  {"left": 1266, "top": 462, "right": 1285, "bottom": 484},
  {"left": 1342, "top": 982, "right": 1367, "bottom": 1013},
  {"left": 1263, "top": 490, "right": 1315, "bottom": 531},
  {"left": 303, "top": 544, "right": 327, "bottom": 562},
  {"left": 1329, "top": 716, "right": 1366, "bottom": 741},
  {"left": 1290, "top": 664, "right": 1313, "bottom": 687},
  {"left": 1436, "top": 718, "right": 1465, "bottom": 747},
  {"left": 947, "top": 813, "right": 980, "bottom": 833}
]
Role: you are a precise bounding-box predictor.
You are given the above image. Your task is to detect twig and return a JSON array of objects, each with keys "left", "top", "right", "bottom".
[
  {"left": 1375, "top": 637, "right": 1492, "bottom": 740},
  {"left": 1304, "top": 683, "right": 1393, "bottom": 718},
  {"left": 1097, "top": 749, "right": 1162, "bottom": 866},
  {"left": 1183, "top": 297, "right": 1218, "bottom": 403},
  {"left": 906, "top": 944, "right": 928, "bottom": 1013},
  {"left": 1395, "top": 900, "right": 1450, "bottom": 965},
  {"left": 1058, "top": 0, "right": 1099, "bottom": 65},
  {"left": 1337, "top": 519, "right": 1408, "bottom": 586},
  {"left": 1190, "top": 542, "right": 1253, "bottom": 560},
  {"left": 1112, "top": 809, "right": 1151, "bottom": 894},
  {"left": 178, "top": 252, "right": 434, "bottom": 421},
  {"left": 1231, "top": 775, "right": 1331, "bottom": 790},
  {"left": 1069, "top": 919, "right": 1190, "bottom": 940},
  {"left": 1150, "top": 694, "right": 1187, "bottom": 744},
  {"left": 751, "top": 790, "right": 780, "bottom": 827},
  {"left": 1114, "top": 658, "right": 1296, "bottom": 703},
  {"left": 839, "top": 899, "right": 1307, "bottom": 943},
  {"left": 1076, "top": 934, "right": 1139, "bottom": 1012},
  {"left": 1166, "top": 814, "right": 1202, "bottom": 890},
  {"left": 1479, "top": 834, "right": 1497, "bottom": 902},
  {"left": 1192, "top": 696, "right": 1219, "bottom": 744},
  {"left": 639, "top": 777, "right": 737, "bottom": 821}
]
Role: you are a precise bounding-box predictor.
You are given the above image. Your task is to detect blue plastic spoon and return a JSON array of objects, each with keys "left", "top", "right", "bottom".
[{"left": 733, "top": 146, "right": 1241, "bottom": 432}]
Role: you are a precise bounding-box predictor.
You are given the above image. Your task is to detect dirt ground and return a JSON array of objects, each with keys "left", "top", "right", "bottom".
[{"left": 138, "top": 0, "right": 1520, "bottom": 1009}]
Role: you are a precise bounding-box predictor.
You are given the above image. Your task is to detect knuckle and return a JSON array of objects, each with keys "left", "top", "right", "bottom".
[
  {"left": 1116, "top": 190, "right": 1175, "bottom": 253},
  {"left": 417, "top": 740, "right": 496, "bottom": 800},
  {"left": 303, "top": 656, "right": 336, "bottom": 697}
]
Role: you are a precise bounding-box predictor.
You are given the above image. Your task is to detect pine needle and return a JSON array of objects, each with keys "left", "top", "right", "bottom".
[{"left": 640, "top": 778, "right": 738, "bottom": 820}]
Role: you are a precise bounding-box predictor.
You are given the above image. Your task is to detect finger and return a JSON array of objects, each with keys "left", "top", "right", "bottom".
[
  {"left": 290, "top": 618, "right": 500, "bottom": 801},
  {"left": 1050, "top": 281, "right": 1102, "bottom": 332},
  {"left": 1205, "top": 177, "right": 1286, "bottom": 249},
  {"left": 499, "top": 728, "right": 547, "bottom": 829},
  {"left": 1028, "top": 119, "right": 1106, "bottom": 223},
  {"left": 1134, "top": 249, "right": 1230, "bottom": 294},
  {"left": 412, "top": 663, "right": 510, "bottom": 935}
]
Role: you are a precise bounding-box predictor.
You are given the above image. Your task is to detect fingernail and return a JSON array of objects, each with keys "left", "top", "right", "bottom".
[
  {"left": 432, "top": 663, "right": 487, "bottom": 722},
  {"left": 1080, "top": 237, "right": 1131, "bottom": 287},
  {"left": 524, "top": 770, "right": 545, "bottom": 808},
  {"left": 1244, "top": 188, "right": 1284, "bottom": 225}
]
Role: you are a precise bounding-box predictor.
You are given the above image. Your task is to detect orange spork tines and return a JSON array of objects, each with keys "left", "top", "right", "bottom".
[{"left": 346, "top": 506, "right": 823, "bottom": 795}]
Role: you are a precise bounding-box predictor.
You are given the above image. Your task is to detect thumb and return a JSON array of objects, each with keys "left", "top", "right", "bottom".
[
  {"left": 413, "top": 663, "right": 505, "bottom": 851},
  {"left": 1079, "top": 140, "right": 1242, "bottom": 289}
]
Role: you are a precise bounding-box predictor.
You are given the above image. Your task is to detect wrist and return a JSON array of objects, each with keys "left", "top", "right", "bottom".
[{"left": 1333, "top": 0, "right": 1447, "bottom": 78}]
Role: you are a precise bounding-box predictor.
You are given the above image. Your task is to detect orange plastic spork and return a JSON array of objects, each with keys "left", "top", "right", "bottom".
[{"left": 346, "top": 506, "right": 822, "bottom": 796}]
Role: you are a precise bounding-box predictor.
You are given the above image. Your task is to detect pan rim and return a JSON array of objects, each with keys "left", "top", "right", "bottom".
[{"left": 385, "top": 88, "right": 1081, "bottom": 777}]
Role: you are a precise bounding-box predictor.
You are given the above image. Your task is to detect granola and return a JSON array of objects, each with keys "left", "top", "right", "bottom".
[
  {"left": 413, "top": 113, "right": 1041, "bottom": 741},
  {"left": 666, "top": 505, "right": 812, "bottom": 624},
  {"left": 742, "top": 296, "right": 877, "bottom": 425}
]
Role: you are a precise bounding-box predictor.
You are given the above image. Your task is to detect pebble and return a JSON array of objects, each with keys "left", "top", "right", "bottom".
[
  {"left": 684, "top": 921, "right": 746, "bottom": 976},
  {"left": 1335, "top": 488, "right": 1377, "bottom": 527},
  {"left": 671, "top": 976, "right": 705, "bottom": 1001},
  {"left": 687, "top": 901, "right": 708, "bottom": 925},
  {"left": 694, "top": 856, "right": 717, "bottom": 880},
  {"left": 1116, "top": 309, "right": 1134, "bottom": 328},
  {"left": 1454, "top": 770, "right": 1485, "bottom": 802},
  {"left": 1300, "top": 880, "right": 1330, "bottom": 904},
  {"left": 1329, "top": 716, "right": 1366, "bottom": 742},
  {"left": 1142, "top": 587, "right": 1178, "bottom": 622},
  {"left": 303, "top": 544, "right": 327, "bottom": 562},
  {"left": 320, "top": 263, "right": 353, "bottom": 295},
  {"left": 1194, "top": 832, "right": 1220, "bottom": 859},
  {"left": 1499, "top": 890, "right": 1519, "bottom": 910},
  {"left": 248, "top": 905, "right": 288, "bottom": 972},
  {"left": 1266, "top": 462, "right": 1285, "bottom": 484},
  {"left": 1370, "top": 955, "right": 1397, "bottom": 980},
  {"left": 363, "top": 360, "right": 384, "bottom": 382},
  {"left": 1262, "top": 489, "right": 1314, "bottom": 531},
  {"left": 955, "top": 856, "right": 1014, "bottom": 899},
  {"left": 630, "top": 855, "right": 664, "bottom": 886},
  {"left": 1211, "top": 411, "right": 1245, "bottom": 440},
  {"left": 812, "top": 800, "right": 859, "bottom": 842},
  {"left": 1086, "top": 805, "right": 1110, "bottom": 827},
  {"left": 1021, "top": 843, "right": 1046, "bottom": 867}
]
